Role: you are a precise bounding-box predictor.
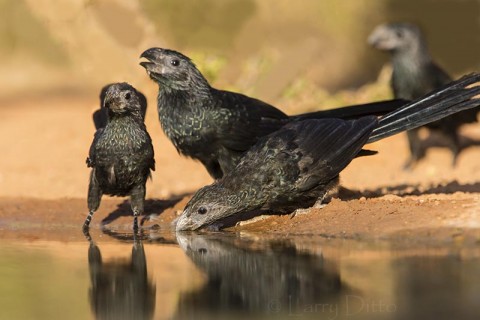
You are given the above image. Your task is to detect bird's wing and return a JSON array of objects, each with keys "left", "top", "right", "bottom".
[
  {"left": 427, "top": 63, "right": 452, "bottom": 88},
  {"left": 92, "top": 108, "right": 108, "bottom": 130},
  {"left": 137, "top": 90, "right": 148, "bottom": 121},
  {"left": 211, "top": 89, "right": 289, "bottom": 153},
  {"left": 87, "top": 128, "right": 104, "bottom": 167},
  {"left": 147, "top": 135, "right": 156, "bottom": 172},
  {"left": 286, "top": 117, "right": 378, "bottom": 191}
]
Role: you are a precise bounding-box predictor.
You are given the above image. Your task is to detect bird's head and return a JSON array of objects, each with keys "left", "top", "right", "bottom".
[
  {"left": 140, "top": 47, "right": 209, "bottom": 91},
  {"left": 368, "top": 22, "right": 423, "bottom": 53},
  {"left": 102, "top": 83, "right": 144, "bottom": 118},
  {"left": 175, "top": 184, "right": 241, "bottom": 231}
]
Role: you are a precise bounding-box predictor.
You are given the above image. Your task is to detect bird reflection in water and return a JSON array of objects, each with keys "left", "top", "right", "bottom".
[
  {"left": 175, "top": 233, "right": 350, "bottom": 317},
  {"left": 85, "top": 231, "right": 156, "bottom": 320}
]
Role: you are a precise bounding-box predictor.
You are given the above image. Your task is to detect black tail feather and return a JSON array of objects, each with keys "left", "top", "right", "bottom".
[
  {"left": 368, "top": 73, "right": 480, "bottom": 143},
  {"left": 292, "top": 99, "right": 409, "bottom": 121}
]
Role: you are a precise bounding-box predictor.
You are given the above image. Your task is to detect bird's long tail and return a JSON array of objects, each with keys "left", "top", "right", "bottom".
[
  {"left": 293, "top": 99, "right": 410, "bottom": 120},
  {"left": 368, "top": 73, "right": 480, "bottom": 143}
]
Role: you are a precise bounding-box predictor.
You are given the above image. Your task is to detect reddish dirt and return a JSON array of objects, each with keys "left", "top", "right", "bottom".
[{"left": 1, "top": 94, "right": 480, "bottom": 241}]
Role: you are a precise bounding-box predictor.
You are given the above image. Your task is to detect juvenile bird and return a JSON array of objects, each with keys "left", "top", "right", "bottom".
[
  {"left": 175, "top": 74, "right": 480, "bottom": 231},
  {"left": 140, "top": 47, "right": 407, "bottom": 179},
  {"left": 84, "top": 83, "right": 155, "bottom": 232},
  {"left": 368, "top": 22, "right": 479, "bottom": 168}
]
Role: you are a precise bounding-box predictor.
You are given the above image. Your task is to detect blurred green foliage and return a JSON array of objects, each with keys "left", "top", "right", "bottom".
[
  {"left": 189, "top": 51, "right": 227, "bottom": 83},
  {"left": 280, "top": 69, "right": 393, "bottom": 114}
]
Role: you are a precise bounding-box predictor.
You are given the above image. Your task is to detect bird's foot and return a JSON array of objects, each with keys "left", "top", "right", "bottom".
[
  {"left": 235, "top": 215, "right": 270, "bottom": 227},
  {"left": 82, "top": 226, "right": 92, "bottom": 241},
  {"left": 290, "top": 202, "right": 326, "bottom": 219},
  {"left": 290, "top": 208, "right": 309, "bottom": 218}
]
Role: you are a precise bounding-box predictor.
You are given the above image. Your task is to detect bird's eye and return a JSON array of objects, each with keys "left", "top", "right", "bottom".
[
  {"left": 197, "top": 206, "right": 207, "bottom": 215},
  {"left": 125, "top": 92, "right": 131, "bottom": 100},
  {"left": 171, "top": 59, "right": 180, "bottom": 66},
  {"left": 395, "top": 30, "right": 404, "bottom": 38}
]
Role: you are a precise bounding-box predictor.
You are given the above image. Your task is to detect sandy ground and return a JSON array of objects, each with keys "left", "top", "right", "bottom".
[{"left": 1, "top": 93, "right": 480, "bottom": 241}]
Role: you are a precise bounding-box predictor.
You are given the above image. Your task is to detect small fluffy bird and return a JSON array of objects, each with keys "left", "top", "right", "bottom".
[{"left": 84, "top": 83, "right": 155, "bottom": 232}]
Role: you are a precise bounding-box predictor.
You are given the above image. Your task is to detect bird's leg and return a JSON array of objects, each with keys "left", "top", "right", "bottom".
[
  {"left": 452, "top": 153, "right": 460, "bottom": 167},
  {"left": 291, "top": 200, "right": 327, "bottom": 218},
  {"left": 83, "top": 211, "right": 95, "bottom": 232},
  {"left": 84, "top": 171, "right": 102, "bottom": 232},
  {"left": 201, "top": 158, "right": 223, "bottom": 180},
  {"left": 403, "top": 129, "right": 425, "bottom": 170},
  {"left": 235, "top": 215, "right": 270, "bottom": 227},
  {"left": 83, "top": 226, "right": 93, "bottom": 242},
  {"left": 130, "top": 184, "right": 146, "bottom": 233},
  {"left": 445, "top": 130, "right": 462, "bottom": 166},
  {"left": 133, "top": 211, "right": 139, "bottom": 233},
  {"left": 290, "top": 178, "right": 339, "bottom": 218}
]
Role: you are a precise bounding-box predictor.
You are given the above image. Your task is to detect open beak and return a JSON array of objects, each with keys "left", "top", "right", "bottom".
[
  {"left": 140, "top": 48, "right": 159, "bottom": 61},
  {"left": 139, "top": 48, "right": 159, "bottom": 69},
  {"left": 139, "top": 48, "right": 164, "bottom": 80},
  {"left": 139, "top": 60, "right": 154, "bottom": 70}
]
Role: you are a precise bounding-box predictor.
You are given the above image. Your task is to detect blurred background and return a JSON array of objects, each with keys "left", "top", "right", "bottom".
[
  {"left": 1, "top": 0, "right": 479, "bottom": 103},
  {"left": 0, "top": 0, "right": 479, "bottom": 199}
]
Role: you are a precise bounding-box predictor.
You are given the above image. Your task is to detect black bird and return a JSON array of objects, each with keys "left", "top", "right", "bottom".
[
  {"left": 368, "top": 22, "right": 479, "bottom": 168},
  {"left": 93, "top": 83, "right": 148, "bottom": 130},
  {"left": 84, "top": 83, "right": 155, "bottom": 232},
  {"left": 175, "top": 74, "right": 480, "bottom": 231},
  {"left": 140, "top": 47, "right": 408, "bottom": 179}
]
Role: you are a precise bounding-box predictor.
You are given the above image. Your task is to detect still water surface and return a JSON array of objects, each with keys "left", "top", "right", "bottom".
[{"left": 0, "top": 230, "right": 479, "bottom": 320}]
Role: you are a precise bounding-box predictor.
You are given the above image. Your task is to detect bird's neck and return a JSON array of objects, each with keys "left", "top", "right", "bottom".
[
  {"left": 156, "top": 69, "right": 212, "bottom": 100},
  {"left": 392, "top": 42, "right": 431, "bottom": 74},
  {"left": 101, "top": 115, "right": 149, "bottom": 150},
  {"left": 155, "top": 86, "right": 209, "bottom": 150},
  {"left": 157, "top": 77, "right": 212, "bottom": 108},
  {"left": 108, "top": 109, "right": 144, "bottom": 122},
  {"left": 219, "top": 174, "right": 267, "bottom": 213}
]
